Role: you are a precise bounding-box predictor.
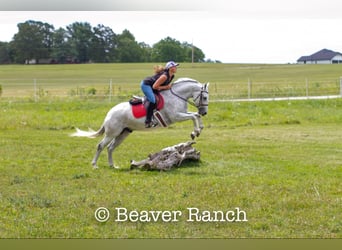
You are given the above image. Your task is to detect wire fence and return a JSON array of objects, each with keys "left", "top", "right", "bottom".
[
  {"left": 210, "top": 77, "right": 342, "bottom": 101},
  {"left": 0, "top": 77, "right": 341, "bottom": 102}
]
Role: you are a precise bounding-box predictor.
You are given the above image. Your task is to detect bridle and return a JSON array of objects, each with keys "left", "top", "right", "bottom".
[{"left": 170, "top": 85, "right": 209, "bottom": 109}]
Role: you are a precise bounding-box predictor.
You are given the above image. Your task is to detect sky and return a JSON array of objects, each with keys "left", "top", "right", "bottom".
[{"left": 0, "top": 0, "right": 342, "bottom": 64}]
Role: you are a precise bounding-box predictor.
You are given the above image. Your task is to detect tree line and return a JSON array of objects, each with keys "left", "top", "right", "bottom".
[{"left": 0, "top": 20, "right": 208, "bottom": 64}]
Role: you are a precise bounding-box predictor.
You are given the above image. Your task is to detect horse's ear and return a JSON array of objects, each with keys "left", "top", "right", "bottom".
[{"left": 205, "top": 82, "right": 210, "bottom": 90}]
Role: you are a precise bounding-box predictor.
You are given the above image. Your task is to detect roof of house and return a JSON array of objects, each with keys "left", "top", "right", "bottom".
[{"left": 297, "top": 49, "right": 342, "bottom": 62}]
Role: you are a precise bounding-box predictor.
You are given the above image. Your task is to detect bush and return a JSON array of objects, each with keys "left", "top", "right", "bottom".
[{"left": 87, "top": 87, "right": 97, "bottom": 96}]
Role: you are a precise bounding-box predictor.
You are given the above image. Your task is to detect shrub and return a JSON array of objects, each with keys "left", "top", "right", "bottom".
[{"left": 87, "top": 87, "right": 97, "bottom": 96}]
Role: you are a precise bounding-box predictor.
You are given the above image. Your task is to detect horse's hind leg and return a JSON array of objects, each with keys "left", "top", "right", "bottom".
[
  {"left": 107, "top": 128, "right": 132, "bottom": 168},
  {"left": 92, "top": 135, "right": 113, "bottom": 169}
]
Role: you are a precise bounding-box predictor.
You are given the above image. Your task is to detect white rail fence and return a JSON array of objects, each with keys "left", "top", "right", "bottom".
[{"left": 0, "top": 77, "right": 341, "bottom": 102}]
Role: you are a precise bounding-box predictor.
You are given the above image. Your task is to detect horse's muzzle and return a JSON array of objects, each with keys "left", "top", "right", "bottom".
[{"left": 199, "top": 107, "right": 208, "bottom": 116}]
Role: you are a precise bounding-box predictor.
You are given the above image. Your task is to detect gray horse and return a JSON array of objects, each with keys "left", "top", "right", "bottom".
[{"left": 71, "top": 78, "right": 209, "bottom": 168}]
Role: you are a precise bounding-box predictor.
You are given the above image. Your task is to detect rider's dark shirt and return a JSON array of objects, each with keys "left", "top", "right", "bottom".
[{"left": 143, "top": 70, "right": 174, "bottom": 90}]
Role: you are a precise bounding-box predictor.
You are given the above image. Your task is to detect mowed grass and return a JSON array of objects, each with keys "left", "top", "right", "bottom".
[
  {"left": 0, "top": 99, "right": 341, "bottom": 238},
  {"left": 0, "top": 63, "right": 341, "bottom": 238}
]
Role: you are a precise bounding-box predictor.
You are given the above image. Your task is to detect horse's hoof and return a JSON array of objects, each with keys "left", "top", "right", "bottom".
[
  {"left": 191, "top": 132, "right": 195, "bottom": 140},
  {"left": 92, "top": 165, "right": 99, "bottom": 169},
  {"left": 110, "top": 165, "right": 120, "bottom": 169}
]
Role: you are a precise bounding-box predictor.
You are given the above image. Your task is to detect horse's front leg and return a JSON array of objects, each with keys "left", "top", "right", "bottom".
[
  {"left": 173, "top": 112, "right": 202, "bottom": 140},
  {"left": 197, "top": 115, "right": 204, "bottom": 131},
  {"left": 191, "top": 113, "right": 203, "bottom": 139},
  {"left": 192, "top": 114, "right": 204, "bottom": 139}
]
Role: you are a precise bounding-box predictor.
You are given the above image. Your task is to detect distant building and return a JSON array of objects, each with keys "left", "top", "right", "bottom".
[{"left": 297, "top": 49, "right": 342, "bottom": 64}]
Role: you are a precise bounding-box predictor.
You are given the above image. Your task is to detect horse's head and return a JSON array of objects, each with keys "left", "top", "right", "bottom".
[
  {"left": 171, "top": 78, "right": 209, "bottom": 116},
  {"left": 193, "top": 83, "right": 209, "bottom": 116}
]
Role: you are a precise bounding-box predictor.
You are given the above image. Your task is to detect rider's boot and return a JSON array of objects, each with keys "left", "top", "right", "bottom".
[{"left": 145, "top": 102, "right": 156, "bottom": 128}]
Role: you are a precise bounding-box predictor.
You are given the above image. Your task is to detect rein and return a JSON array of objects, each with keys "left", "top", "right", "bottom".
[{"left": 170, "top": 84, "right": 208, "bottom": 108}]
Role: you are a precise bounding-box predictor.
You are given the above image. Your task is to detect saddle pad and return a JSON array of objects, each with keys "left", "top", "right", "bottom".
[
  {"left": 131, "top": 104, "right": 147, "bottom": 118},
  {"left": 131, "top": 94, "right": 164, "bottom": 118}
]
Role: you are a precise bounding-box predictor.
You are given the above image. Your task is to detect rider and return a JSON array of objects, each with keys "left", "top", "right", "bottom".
[{"left": 140, "top": 61, "right": 179, "bottom": 128}]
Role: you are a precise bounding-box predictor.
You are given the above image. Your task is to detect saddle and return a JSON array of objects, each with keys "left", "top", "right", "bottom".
[{"left": 129, "top": 93, "right": 164, "bottom": 119}]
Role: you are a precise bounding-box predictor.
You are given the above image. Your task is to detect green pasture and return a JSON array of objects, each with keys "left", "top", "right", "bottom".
[
  {"left": 0, "top": 63, "right": 341, "bottom": 238},
  {"left": 0, "top": 63, "right": 341, "bottom": 99}
]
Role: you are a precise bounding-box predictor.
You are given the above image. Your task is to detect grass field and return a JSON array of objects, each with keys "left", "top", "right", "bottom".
[
  {"left": 0, "top": 63, "right": 341, "bottom": 238},
  {"left": 0, "top": 63, "right": 341, "bottom": 99}
]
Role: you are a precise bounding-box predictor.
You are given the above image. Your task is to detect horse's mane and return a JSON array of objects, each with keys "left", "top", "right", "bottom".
[{"left": 173, "top": 78, "right": 199, "bottom": 86}]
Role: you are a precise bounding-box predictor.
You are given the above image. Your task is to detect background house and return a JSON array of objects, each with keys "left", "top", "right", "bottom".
[{"left": 297, "top": 49, "right": 342, "bottom": 64}]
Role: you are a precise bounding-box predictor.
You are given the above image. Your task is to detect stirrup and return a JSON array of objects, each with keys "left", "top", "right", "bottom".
[
  {"left": 145, "top": 121, "right": 157, "bottom": 128},
  {"left": 145, "top": 122, "right": 152, "bottom": 128}
]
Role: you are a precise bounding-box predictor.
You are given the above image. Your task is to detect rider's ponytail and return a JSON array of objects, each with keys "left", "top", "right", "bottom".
[{"left": 153, "top": 65, "right": 165, "bottom": 74}]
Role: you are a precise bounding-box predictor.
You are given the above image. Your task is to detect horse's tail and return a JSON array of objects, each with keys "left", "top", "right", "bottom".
[{"left": 70, "top": 125, "right": 105, "bottom": 138}]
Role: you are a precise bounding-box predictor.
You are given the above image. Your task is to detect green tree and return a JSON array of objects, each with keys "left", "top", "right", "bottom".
[
  {"left": 182, "top": 42, "right": 205, "bottom": 62},
  {"left": 0, "top": 42, "right": 11, "bottom": 63},
  {"left": 66, "top": 22, "right": 94, "bottom": 63},
  {"left": 7, "top": 20, "right": 208, "bottom": 64},
  {"left": 139, "top": 42, "right": 153, "bottom": 62},
  {"left": 152, "top": 37, "right": 186, "bottom": 62},
  {"left": 116, "top": 29, "right": 144, "bottom": 62},
  {"left": 90, "top": 24, "right": 117, "bottom": 62},
  {"left": 51, "top": 27, "right": 75, "bottom": 63},
  {"left": 11, "top": 20, "right": 55, "bottom": 63}
]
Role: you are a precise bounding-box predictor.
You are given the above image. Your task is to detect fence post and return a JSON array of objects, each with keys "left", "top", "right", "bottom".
[
  {"left": 306, "top": 78, "right": 309, "bottom": 97},
  {"left": 109, "top": 79, "right": 112, "bottom": 102},
  {"left": 340, "top": 77, "right": 342, "bottom": 97}
]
